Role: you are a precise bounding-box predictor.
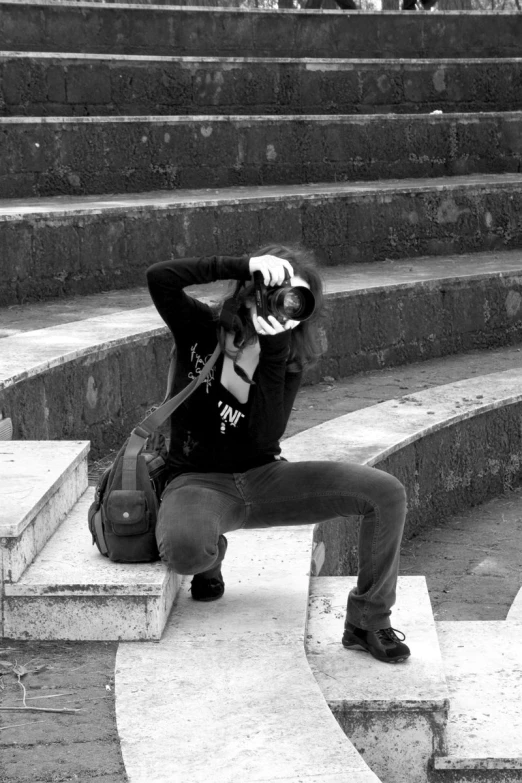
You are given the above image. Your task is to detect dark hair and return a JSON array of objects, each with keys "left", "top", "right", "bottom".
[{"left": 217, "top": 244, "right": 325, "bottom": 372}]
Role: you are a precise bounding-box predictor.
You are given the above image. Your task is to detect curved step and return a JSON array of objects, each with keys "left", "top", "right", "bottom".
[
  {"left": 2, "top": 3, "right": 522, "bottom": 59},
  {"left": 3, "top": 53, "right": 522, "bottom": 116},
  {"left": 3, "top": 111, "right": 522, "bottom": 199},
  {"left": 115, "top": 527, "right": 381, "bottom": 783},
  {"left": 4, "top": 174, "right": 522, "bottom": 304},
  {"left": 282, "top": 365, "right": 522, "bottom": 555},
  {"left": 4, "top": 250, "right": 522, "bottom": 455}
]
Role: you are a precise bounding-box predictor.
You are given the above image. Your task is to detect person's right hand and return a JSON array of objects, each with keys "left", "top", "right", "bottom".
[{"left": 248, "top": 255, "right": 294, "bottom": 287}]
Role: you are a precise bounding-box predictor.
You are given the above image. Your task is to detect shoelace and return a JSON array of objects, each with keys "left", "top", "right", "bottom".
[{"left": 376, "top": 627, "right": 406, "bottom": 644}]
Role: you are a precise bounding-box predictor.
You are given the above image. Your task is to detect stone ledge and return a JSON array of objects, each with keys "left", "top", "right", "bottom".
[
  {"left": 0, "top": 440, "right": 89, "bottom": 538},
  {"left": 2, "top": 3, "right": 522, "bottom": 59},
  {"left": 0, "top": 440, "right": 89, "bottom": 634},
  {"left": 4, "top": 251, "right": 522, "bottom": 455},
  {"left": 282, "top": 367, "right": 522, "bottom": 574},
  {"left": 3, "top": 53, "right": 522, "bottom": 117},
  {"left": 3, "top": 112, "right": 522, "bottom": 199},
  {"left": 3, "top": 489, "right": 182, "bottom": 640},
  {"left": 4, "top": 174, "right": 522, "bottom": 306}
]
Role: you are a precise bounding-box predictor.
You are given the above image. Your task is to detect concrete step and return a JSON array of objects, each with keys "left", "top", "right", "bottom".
[
  {"left": 0, "top": 440, "right": 89, "bottom": 633},
  {"left": 3, "top": 53, "right": 522, "bottom": 117},
  {"left": 2, "top": 4, "right": 522, "bottom": 59},
  {"left": 307, "top": 576, "right": 449, "bottom": 783},
  {"left": 115, "top": 525, "right": 380, "bottom": 782},
  {"left": 431, "top": 621, "right": 522, "bottom": 782},
  {"left": 3, "top": 173, "right": 522, "bottom": 305},
  {"left": 4, "top": 111, "right": 522, "bottom": 199},
  {"left": 3, "top": 488, "right": 181, "bottom": 640}
]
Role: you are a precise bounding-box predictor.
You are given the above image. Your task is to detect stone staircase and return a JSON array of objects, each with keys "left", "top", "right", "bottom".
[{"left": 2, "top": 3, "right": 522, "bottom": 782}]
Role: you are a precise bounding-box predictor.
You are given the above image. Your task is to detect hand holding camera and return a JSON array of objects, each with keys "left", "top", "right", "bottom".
[
  {"left": 249, "top": 254, "right": 294, "bottom": 287},
  {"left": 248, "top": 255, "right": 316, "bottom": 336}
]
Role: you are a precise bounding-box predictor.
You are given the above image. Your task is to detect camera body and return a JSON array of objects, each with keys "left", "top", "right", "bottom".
[{"left": 253, "top": 271, "right": 315, "bottom": 324}]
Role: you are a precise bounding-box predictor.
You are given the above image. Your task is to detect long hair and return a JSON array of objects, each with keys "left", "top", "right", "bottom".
[{"left": 217, "top": 244, "right": 325, "bottom": 373}]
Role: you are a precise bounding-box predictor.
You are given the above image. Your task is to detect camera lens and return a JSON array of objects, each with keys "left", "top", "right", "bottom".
[
  {"left": 269, "top": 285, "right": 315, "bottom": 322},
  {"left": 282, "top": 290, "right": 302, "bottom": 318}
]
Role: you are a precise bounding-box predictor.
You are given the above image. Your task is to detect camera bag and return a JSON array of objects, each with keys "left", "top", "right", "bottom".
[{"left": 88, "top": 343, "right": 221, "bottom": 562}]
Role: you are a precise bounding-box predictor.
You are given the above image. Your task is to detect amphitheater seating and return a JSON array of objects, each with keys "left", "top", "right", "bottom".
[{"left": 2, "top": 3, "right": 522, "bottom": 782}]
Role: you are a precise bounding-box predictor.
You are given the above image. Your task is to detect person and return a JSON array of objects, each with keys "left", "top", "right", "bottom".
[
  {"left": 303, "top": 0, "right": 438, "bottom": 10},
  {"left": 146, "top": 246, "right": 410, "bottom": 664}
]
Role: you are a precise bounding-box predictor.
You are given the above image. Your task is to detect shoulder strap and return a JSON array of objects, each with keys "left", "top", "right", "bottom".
[
  {"left": 161, "top": 345, "right": 177, "bottom": 406},
  {"left": 122, "top": 342, "right": 221, "bottom": 491}
]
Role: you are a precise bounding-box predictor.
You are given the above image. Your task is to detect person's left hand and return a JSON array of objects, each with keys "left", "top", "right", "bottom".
[{"left": 252, "top": 312, "right": 299, "bottom": 336}]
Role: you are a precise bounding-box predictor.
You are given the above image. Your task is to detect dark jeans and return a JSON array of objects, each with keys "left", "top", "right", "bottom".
[
  {"left": 157, "top": 460, "right": 407, "bottom": 630},
  {"left": 304, "top": 0, "right": 359, "bottom": 8}
]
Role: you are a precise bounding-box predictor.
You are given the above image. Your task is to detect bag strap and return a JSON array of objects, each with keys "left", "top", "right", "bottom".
[
  {"left": 122, "top": 342, "right": 221, "bottom": 491},
  {"left": 161, "top": 345, "right": 177, "bottom": 406}
]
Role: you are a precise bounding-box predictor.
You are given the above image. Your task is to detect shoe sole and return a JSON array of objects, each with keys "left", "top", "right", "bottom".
[
  {"left": 191, "top": 592, "right": 224, "bottom": 602},
  {"left": 342, "top": 637, "right": 410, "bottom": 664}
]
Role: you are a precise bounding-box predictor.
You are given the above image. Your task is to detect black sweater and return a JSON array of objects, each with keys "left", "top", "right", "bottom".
[{"left": 146, "top": 256, "right": 302, "bottom": 478}]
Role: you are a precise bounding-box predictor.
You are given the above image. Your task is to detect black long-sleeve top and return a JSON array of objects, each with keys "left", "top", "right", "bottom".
[{"left": 146, "top": 256, "right": 302, "bottom": 479}]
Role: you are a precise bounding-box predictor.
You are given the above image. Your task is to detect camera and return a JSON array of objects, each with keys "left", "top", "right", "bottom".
[{"left": 253, "top": 271, "right": 315, "bottom": 324}]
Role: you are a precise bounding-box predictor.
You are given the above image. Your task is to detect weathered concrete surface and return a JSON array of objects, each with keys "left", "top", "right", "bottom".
[
  {"left": 115, "top": 526, "right": 379, "bottom": 783},
  {"left": 4, "top": 174, "right": 522, "bottom": 305},
  {"left": 0, "top": 441, "right": 88, "bottom": 596},
  {"left": 2, "top": 327, "right": 172, "bottom": 458},
  {"left": 3, "top": 53, "right": 522, "bottom": 117},
  {"left": 2, "top": 4, "right": 522, "bottom": 59},
  {"left": 3, "top": 490, "right": 182, "bottom": 641},
  {"left": 5, "top": 253, "right": 522, "bottom": 455},
  {"left": 3, "top": 112, "right": 522, "bottom": 199},
  {"left": 308, "top": 577, "right": 448, "bottom": 783},
  {"left": 431, "top": 622, "right": 522, "bottom": 781}
]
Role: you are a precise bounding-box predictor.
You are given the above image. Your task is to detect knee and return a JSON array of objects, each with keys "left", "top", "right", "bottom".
[
  {"left": 377, "top": 471, "right": 408, "bottom": 514},
  {"left": 158, "top": 536, "right": 219, "bottom": 575},
  {"left": 364, "top": 468, "right": 407, "bottom": 516}
]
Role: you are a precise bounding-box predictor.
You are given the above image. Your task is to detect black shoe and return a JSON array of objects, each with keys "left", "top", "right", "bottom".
[
  {"left": 342, "top": 622, "right": 410, "bottom": 663},
  {"left": 190, "top": 536, "right": 227, "bottom": 602}
]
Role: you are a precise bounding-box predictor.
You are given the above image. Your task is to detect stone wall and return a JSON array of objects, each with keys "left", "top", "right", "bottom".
[{"left": 314, "top": 400, "right": 522, "bottom": 574}]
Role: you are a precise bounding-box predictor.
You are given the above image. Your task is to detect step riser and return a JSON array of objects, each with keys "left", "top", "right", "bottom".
[
  {"left": 4, "top": 114, "right": 522, "bottom": 199},
  {"left": 3, "top": 583, "right": 180, "bottom": 640},
  {"left": 1, "top": 333, "right": 172, "bottom": 460},
  {"left": 3, "top": 57, "right": 522, "bottom": 117},
  {"left": 2, "top": 5, "right": 522, "bottom": 58},
  {"left": 335, "top": 709, "right": 447, "bottom": 783},
  {"left": 4, "top": 180, "right": 522, "bottom": 305},
  {"left": 1, "top": 456, "right": 88, "bottom": 586},
  {"left": 429, "top": 769, "right": 522, "bottom": 782}
]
